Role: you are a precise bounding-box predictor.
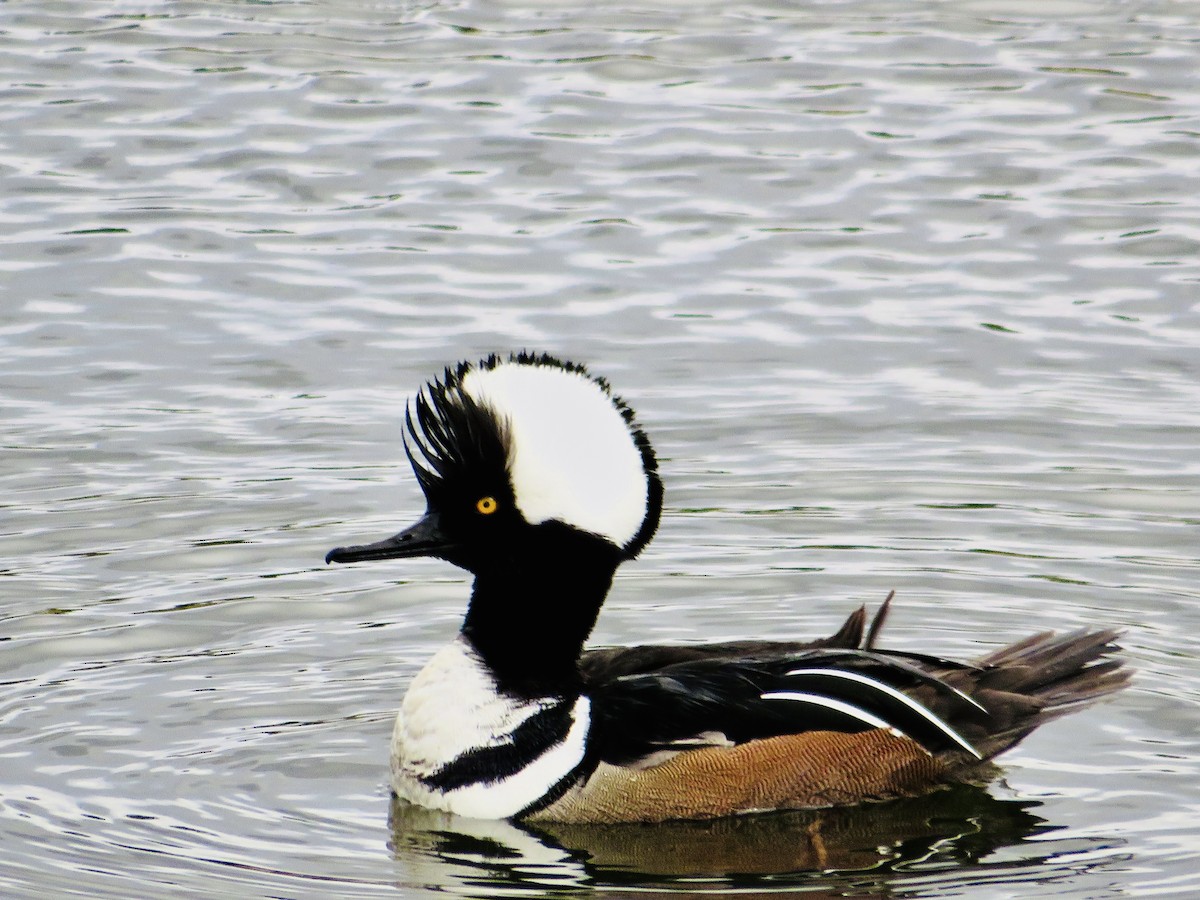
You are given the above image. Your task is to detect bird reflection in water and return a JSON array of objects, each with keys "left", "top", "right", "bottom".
[{"left": 388, "top": 783, "right": 1067, "bottom": 894}]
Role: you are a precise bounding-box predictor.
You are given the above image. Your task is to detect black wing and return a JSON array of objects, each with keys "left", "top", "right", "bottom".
[
  {"left": 581, "top": 596, "right": 1127, "bottom": 771},
  {"left": 585, "top": 644, "right": 986, "bottom": 767}
]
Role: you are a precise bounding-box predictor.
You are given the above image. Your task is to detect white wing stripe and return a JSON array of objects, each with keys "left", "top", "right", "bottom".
[
  {"left": 779, "top": 667, "right": 982, "bottom": 759},
  {"left": 760, "top": 691, "right": 905, "bottom": 734}
]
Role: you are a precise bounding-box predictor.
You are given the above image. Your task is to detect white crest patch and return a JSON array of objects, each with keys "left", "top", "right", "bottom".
[
  {"left": 391, "top": 637, "right": 591, "bottom": 819},
  {"left": 461, "top": 361, "right": 649, "bottom": 548}
]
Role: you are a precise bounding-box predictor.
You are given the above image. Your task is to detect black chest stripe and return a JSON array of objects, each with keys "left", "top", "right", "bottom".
[{"left": 419, "top": 700, "right": 577, "bottom": 792}]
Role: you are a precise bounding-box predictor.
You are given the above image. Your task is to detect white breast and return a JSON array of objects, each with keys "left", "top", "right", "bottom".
[{"left": 391, "top": 637, "right": 590, "bottom": 819}]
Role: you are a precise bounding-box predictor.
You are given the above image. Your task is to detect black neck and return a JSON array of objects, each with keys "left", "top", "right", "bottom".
[{"left": 460, "top": 525, "right": 621, "bottom": 699}]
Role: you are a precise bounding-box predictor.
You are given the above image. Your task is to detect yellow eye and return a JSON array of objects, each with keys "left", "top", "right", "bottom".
[{"left": 475, "top": 496, "right": 498, "bottom": 515}]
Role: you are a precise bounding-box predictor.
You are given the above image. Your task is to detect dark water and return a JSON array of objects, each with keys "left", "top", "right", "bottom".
[{"left": 3, "top": 1, "right": 1198, "bottom": 897}]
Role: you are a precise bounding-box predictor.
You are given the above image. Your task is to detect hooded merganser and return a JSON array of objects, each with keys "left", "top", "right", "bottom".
[{"left": 326, "top": 353, "right": 1129, "bottom": 824}]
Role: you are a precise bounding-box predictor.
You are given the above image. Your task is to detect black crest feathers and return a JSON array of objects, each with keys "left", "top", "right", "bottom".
[{"left": 402, "top": 353, "right": 663, "bottom": 557}]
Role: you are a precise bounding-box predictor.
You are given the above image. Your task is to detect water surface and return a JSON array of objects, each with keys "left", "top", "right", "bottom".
[{"left": 3, "top": 1, "right": 1198, "bottom": 897}]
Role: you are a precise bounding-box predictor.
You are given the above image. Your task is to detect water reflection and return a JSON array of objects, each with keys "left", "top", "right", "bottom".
[{"left": 389, "top": 784, "right": 1072, "bottom": 895}]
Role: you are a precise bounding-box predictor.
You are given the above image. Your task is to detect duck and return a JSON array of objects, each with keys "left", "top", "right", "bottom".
[{"left": 325, "top": 352, "right": 1129, "bottom": 824}]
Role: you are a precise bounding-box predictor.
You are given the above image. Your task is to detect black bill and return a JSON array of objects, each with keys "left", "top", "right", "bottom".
[{"left": 325, "top": 512, "right": 451, "bottom": 564}]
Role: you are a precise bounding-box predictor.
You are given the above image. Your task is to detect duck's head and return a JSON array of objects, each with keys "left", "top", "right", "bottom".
[{"left": 325, "top": 353, "right": 663, "bottom": 577}]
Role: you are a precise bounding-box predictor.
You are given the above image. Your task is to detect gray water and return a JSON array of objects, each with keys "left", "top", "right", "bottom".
[{"left": 3, "top": 1, "right": 1198, "bottom": 897}]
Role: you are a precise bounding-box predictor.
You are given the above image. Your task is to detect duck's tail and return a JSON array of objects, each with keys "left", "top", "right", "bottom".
[{"left": 954, "top": 626, "right": 1131, "bottom": 761}]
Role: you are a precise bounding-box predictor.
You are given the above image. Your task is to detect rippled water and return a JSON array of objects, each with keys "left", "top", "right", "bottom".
[{"left": 3, "top": 1, "right": 1198, "bottom": 897}]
